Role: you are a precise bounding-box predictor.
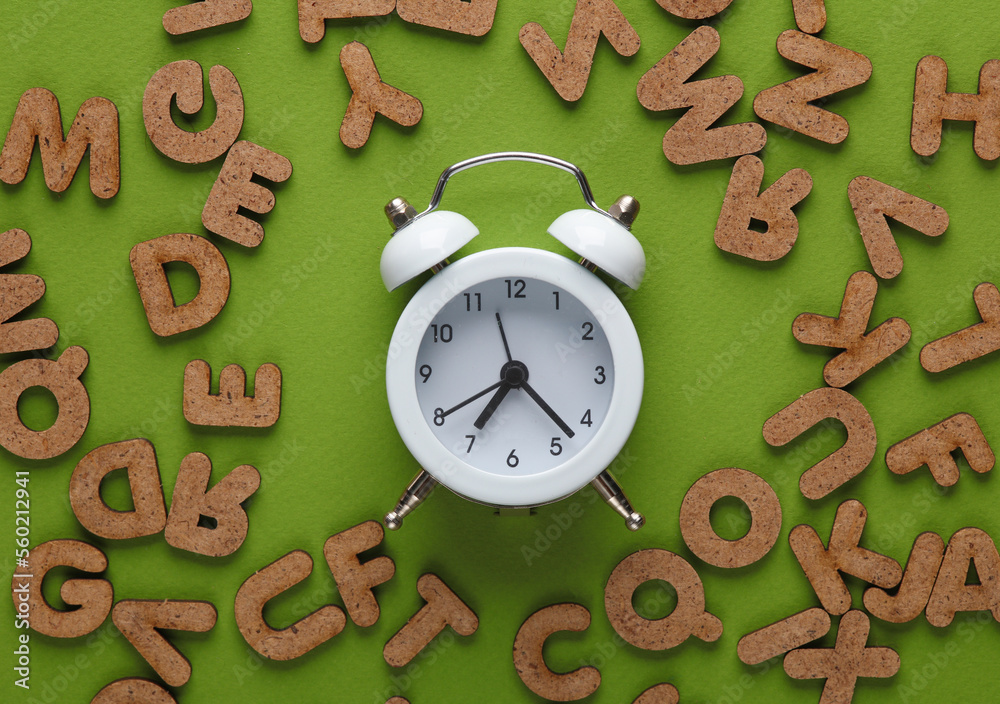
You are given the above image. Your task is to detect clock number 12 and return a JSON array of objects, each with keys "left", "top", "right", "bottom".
[{"left": 505, "top": 279, "right": 526, "bottom": 299}]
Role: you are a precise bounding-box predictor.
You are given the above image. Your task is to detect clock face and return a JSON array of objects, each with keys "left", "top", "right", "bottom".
[
  {"left": 414, "top": 276, "right": 615, "bottom": 477},
  {"left": 386, "top": 247, "right": 643, "bottom": 507}
]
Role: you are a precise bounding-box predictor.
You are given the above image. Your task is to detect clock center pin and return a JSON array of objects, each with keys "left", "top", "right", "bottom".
[{"left": 500, "top": 360, "right": 528, "bottom": 387}]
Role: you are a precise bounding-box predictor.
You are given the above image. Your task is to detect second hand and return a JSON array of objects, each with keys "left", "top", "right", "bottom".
[{"left": 440, "top": 380, "right": 505, "bottom": 419}]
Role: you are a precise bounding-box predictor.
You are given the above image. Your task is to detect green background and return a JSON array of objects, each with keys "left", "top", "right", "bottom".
[{"left": 3, "top": 0, "right": 1000, "bottom": 701}]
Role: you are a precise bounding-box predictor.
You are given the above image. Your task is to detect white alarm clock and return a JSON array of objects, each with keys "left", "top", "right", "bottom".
[{"left": 380, "top": 153, "right": 646, "bottom": 531}]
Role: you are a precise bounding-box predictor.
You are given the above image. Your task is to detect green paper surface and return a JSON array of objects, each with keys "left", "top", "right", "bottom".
[{"left": 2, "top": 1, "right": 1000, "bottom": 701}]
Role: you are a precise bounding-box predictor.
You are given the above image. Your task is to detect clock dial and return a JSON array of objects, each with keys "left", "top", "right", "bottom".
[{"left": 414, "top": 276, "right": 615, "bottom": 477}]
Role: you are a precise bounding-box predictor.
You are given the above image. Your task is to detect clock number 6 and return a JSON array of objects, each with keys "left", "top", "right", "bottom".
[{"left": 507, "top": 449, "right": 519, "bottom": 467}]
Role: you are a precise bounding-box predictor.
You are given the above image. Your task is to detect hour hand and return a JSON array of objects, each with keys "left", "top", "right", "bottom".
[{"left": 474, "top": 383, "right": 512, "bottom": 429}]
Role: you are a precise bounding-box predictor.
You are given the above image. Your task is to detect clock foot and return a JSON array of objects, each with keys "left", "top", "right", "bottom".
[
  {"left": 592, "top": 470, "right": 645, "bottom": 531},
  {"left": 385, "top": 470, "right": 438, "bottom": 530}
]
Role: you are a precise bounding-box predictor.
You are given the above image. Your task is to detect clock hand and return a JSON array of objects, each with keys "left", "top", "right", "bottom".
[
  {"left": 472, "top": 359, "right": 531, "bottom": 430},
  {"left": 440, "top": 380, "right": 505, "bottom": 418},
  {"left": 495, "top": 312, "right": 513, "bottom": 362},
  {"left": 477, "top": 314, "right": 515, "bottom": 428},
  {"left": 520, "top": 381, "right": 575, "bottom": 438},
  {"left": 474, "top": 382, "right": 512, "bottom": 429}
]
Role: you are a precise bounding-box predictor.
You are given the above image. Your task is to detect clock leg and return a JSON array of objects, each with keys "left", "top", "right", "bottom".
[
  {"left": 591, "top": 470, "right": 645, "bottom": 531},
  {"left": 385, "top": 469, "right": 438, "bottom": 530}
]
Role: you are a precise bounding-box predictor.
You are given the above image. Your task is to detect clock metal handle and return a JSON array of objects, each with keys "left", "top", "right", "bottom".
[{"left": 420, "top": 151, "right": 609, "bottom": 218}]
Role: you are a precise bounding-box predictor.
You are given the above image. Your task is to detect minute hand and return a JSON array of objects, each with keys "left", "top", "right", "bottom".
[{"left": 521, "top": 381, "right": 575, "bottom": 438}]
